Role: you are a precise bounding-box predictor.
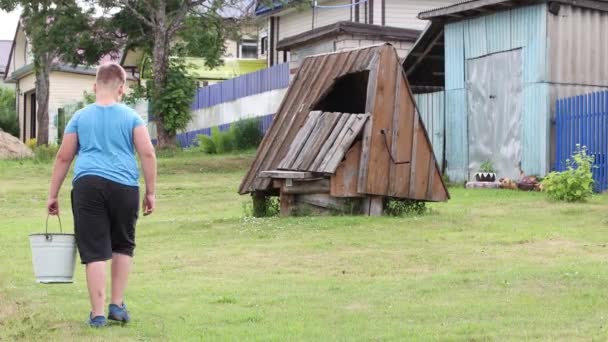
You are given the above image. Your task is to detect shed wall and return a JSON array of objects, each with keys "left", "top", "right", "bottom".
[
  {"left": 414, "top": 91, "right": 445, "bottom": 168},
  {"left": 444, "top": 3, "right": 550, "bottom": 180}
]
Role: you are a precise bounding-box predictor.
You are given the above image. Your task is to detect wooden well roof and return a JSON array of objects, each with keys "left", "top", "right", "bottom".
[{"left": 239, "top": 44, "right": 449, "bottom": 202}]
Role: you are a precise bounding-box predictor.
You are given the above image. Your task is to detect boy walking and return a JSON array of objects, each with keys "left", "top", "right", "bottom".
[{"left": 47, "top": 63, "right": 157, "bottom": 327}]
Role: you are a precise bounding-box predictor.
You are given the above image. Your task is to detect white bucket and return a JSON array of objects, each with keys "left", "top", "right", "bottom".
[{"left": 29, "top": 216, "right": 77, "bottom": 284}]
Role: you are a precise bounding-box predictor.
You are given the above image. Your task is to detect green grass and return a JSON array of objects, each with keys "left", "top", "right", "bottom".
[{"left": 2, "top": 151, "right": 608, "bottom": 341}]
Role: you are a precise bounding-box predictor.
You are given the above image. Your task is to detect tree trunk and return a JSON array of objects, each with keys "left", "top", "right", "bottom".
[
  {"left": 34, "top": 59, "right": 51, "bottom": 146},
  {"left": 151, "top": 28, "right": 176, "bottom": 149}
]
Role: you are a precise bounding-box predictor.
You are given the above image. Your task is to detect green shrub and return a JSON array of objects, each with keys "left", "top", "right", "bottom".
[
  {"left": 211, "top": 127, "right": 235, "bottom": 154},
  {"left": 385, "top": 199, "right": 427, "bottom": 217},
  {"left": 33, "top": 145, "right": 59, "bottom": 164},
  {"left": 231, "top": 117, "right": 262, "bottom": 150},
  {"left": 197, "top": 134, "right": 216, "bottom": 154},
  {"left": 0, "top": 87, "right": 18, "bottom": 137},
  {"left": 542, "top": 145, "right": 594, "bottom": 202}
]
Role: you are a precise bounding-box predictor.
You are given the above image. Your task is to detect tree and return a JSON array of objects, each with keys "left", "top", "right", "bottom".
[
  {"left": 0, "top": 87, "right": 18, "bottom": 137},
  {"left": 104, "top": 0, "right": 246, "bottom": 148},
  {"left": 0, "top": 1, "right": 120, "bottom": 145}
]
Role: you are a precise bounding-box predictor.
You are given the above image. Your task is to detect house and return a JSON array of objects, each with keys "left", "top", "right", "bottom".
[
  {"left": 0, "top": 40, "right": 13, "bottom": 87},
  {"left": 405, "top": 0, "right": 608, "bottom": 182},
  {"left": 4, "top": 23, "right": 140, "bottom": 144},
  {"left": 254, "top": 0, "right": 460, "bottom": 69},
  {"left": 240, "top": 44, "right": 449, "bottom": 216},
  {"left": 121, "top": 19, "right": 267, "bottom": 87}
]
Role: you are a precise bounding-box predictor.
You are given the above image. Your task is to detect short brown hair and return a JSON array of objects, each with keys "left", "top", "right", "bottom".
[{"left": 96, "top": 63, "right": 127, "bottom": 89}]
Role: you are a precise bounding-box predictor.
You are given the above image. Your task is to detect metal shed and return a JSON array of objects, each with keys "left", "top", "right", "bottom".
[
  {"left": 406, "top": 0, "right": 608, "bottom": 182},
  {"left": 239, "top": 44, "right": 449, "bottom": 216}
]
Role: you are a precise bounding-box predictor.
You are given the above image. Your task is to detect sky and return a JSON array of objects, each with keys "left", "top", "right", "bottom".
[{"left": 0, "top": 9, "right": 20, "bottom": 41}]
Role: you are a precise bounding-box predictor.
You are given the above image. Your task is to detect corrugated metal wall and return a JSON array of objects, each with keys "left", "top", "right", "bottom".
[
  {"left": 443, "top": 3, "right": 550, "bottom": 181},
  {"left": 547, "top": 5, "right": 608, "bottom": 87},
  {"left": 414, "top": 91, "right": 445, "bottom": 168}
]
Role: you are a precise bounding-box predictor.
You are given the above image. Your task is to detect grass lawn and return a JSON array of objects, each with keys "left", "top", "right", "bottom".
[{"left": 2, "top": 150, "right": 608, "bottom": 341}]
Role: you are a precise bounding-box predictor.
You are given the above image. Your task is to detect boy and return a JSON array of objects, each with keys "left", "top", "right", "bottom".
[{"left": 47, "top": 63, "right": 157, "bottom": 327}]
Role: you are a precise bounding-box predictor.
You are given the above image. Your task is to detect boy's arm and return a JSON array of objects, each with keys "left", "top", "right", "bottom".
[
  {"left": 133, "top": 125, "right": 157, "bottom": 216},
  {"left": 47, "top": 133, "right": 78, "bottom": 215}
]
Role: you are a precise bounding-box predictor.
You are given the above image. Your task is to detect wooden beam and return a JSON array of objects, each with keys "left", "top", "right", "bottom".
[
  {"left": 282, "top": 179, "right": 330, "bottom": 194},
  {"left": 406, "top": 31, "right": 444, "bottom": 76},
  {"left": 260, "top": 171, "right": 316, "bottom": 179}
]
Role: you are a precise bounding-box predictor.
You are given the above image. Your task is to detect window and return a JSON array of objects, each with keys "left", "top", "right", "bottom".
[
  {"left": 261, "top": 36, "right": 268, "bottom": 55},
  {"left": 240, "top": 39, "right": 258, "bottom": 59}
]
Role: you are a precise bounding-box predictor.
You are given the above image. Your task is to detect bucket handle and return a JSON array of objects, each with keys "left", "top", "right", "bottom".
[{"left": 45, "top": 215, "right": 63, "bottom": 241}]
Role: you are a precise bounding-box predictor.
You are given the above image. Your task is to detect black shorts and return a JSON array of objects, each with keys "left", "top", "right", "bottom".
[{"left": 71, "top": 175, "right": 139, "bottom": 264}]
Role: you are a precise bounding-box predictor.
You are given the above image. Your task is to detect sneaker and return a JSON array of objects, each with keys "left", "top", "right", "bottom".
[
  {"left": 108, "top": 303, "right": 130, "bottom": 323},
  {"left": 88, "top": 313, "right": 107, "bottom": 328}
]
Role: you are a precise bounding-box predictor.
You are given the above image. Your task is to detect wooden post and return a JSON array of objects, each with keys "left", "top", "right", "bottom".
[
  {"left": 252, "top": 192, "right": 267, "bottom": 217},
  {"left": 362, "top": 196, "right": 384, "bottom": 216},
  {"left": 280, "top": 189, "right": 295, "bottom": 216}
]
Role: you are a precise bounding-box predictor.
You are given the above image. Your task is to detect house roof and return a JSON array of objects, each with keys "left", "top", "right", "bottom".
[
  {"left": 277, "top": 21, "right": 421, "bottom": 51},
  {"left": 0, "top": 40, "right": 12, "bottom": 73},
  {"left": 185, "top": 58, "right": 267, "bottom": 80},
  {"left": 419, "top": 0, "right": 608, "bottom": 21},
  {"left": 4, "top": 62, "right": 136, "bottom": 83}
]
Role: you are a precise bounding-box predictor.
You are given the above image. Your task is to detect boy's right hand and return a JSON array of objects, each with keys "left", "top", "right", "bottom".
[{"left": 143, "top": 193, "right": 155, "bottom": 216}]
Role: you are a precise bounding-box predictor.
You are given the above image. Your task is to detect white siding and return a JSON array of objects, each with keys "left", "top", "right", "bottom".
[
  {"left": 278, "top": 0, "right": 350, "bottom": 40},
  {"left": 384, "top": 0, "right": 459, "bottom": 30}
]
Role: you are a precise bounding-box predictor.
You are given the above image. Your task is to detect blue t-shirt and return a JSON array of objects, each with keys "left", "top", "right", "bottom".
[{"left": 65, "top": 103, "right": 145, "bottom": 187}]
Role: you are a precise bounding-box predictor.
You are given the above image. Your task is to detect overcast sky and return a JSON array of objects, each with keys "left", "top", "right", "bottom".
[{"left": 0, "top": 9, "right": 20, "bottom": 40}]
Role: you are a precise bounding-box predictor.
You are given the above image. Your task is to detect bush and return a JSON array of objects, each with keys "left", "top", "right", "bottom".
[
  {"left": 385, "top": 199, "right": 427, "bottom": 217},
  {"left": 231, "top": 117, "right": 262, "bottom": 150},
  {"left": 197, "top": 134, "right": 216, "bottom": 154},
  {"left": 0, "top": 87, "right": 18, "bottom": 137},
  {"left": 211, "top": 127, "right": 234, "bottom": 154},
  {"left": 33, "top": 145, "right": 59, "bottom": 163},
  {"left": 25, "top": 138, "right": 37, "bottom": 150},
  {"left": 542, "top": 145, "right": 594, "bottom": 202}
]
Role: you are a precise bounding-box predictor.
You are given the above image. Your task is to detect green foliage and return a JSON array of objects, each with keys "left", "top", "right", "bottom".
[
  {"left": 542, "top": 145, "right": 595, "bottom": 202},
  {"left": 211, "top": 127, "right": 235, "bottom": 154},
  {"left": 245, "top": 196, "right": 280, "bottom": 218},
  {"left": 384, "top": 199, "right": 427, "bottom": 217},
  {"left": 479, "top": 160, "right": 495, "bottom": 173},
  {"left": 32, "top": 144, "right": 59, "bottom": 164},
  {"left": 25, "top": 139, "right": 37, "bottom": 150},
  {"left": 231, "top": 117, "right": 263, "bottom": 151},
  {"left": 197, "top": 134, "right": 217, "bottom": 154},
  {"left": 0, "top": 87, "right": 18, "bottom": 137},
  {"left": 149, "top": 58, "right": 197, "bottom": 135}
]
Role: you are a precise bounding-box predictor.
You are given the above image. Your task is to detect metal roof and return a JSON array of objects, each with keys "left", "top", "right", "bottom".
[{"left": 419, "top": 0, "right": 608, "bottom": 21}]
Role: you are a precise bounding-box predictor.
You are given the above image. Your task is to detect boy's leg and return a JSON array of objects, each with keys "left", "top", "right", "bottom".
[
  {"left": 111, "top": 253, "right": 132, "bottom": 305},
  {"left": 107, "top": 181, "right": 139, "bottom": 307},
  {"left": 86, "top": 261, "right": 107, "bottom": 317}
]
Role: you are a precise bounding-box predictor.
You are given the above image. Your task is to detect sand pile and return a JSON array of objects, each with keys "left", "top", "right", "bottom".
[{"left": 0, "top": 129, "right": 34, "bottom": 159}]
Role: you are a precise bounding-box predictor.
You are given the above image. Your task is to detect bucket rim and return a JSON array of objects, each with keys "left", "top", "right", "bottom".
[{"left": 29, "top": 233, "right": 75, "bottom": 237}]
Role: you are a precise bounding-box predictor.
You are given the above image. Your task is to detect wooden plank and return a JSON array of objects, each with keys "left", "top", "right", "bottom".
[
  {"left": 251, "top": 54, "right": 335, "bottom": 191},
  {"left": 282, "top": 179, "right": 330, "bottom": 194},
  {"left": 364, "top": 46, "right": 399, "bottom": 195},
  {"left": 408, "top": 109, "right": 421, "bottom": 197},
  {"left": 357, "top": 51, "right": 381, "bottom": 194},
  {"left": 295, "top": 194, "right": 354, "bottom": 212},
  {"left": 413, "top": 112, "right": 431, "bottom": 200},
  {"left": 390, "top": 73, "right": 415, "bottom": 197},
  {"left": 318, "top": 115, "right": 358, "bottom": 171},
  {"left": 252, "top": 192, "right": 267, "bottom": 218},
  {"left": 331, "top": 141, "right": 363, "bottom": 197},
  {"left": 309, "top": 113, "right": 350, "bottom": 171},
  {"left": 321, "top": 114, "right": 369, "bottom": 174},
  {"left": 369, "top": 196, "right": 384, "bottom": 216},
  {"left": 278, "top": 111, "right": 323, "bottom": 170},
  {"left": 240, "top": 57, "right": 319, "bottom": 193},
  {"left": 255, "top": 52, "right": 353, "bottom": 190},
  {"left": 259, "top": 171, "right": 315, "bottom": 179},
  {"left": 388, "top": 60, "right": 402, "bottom": 197},
  {"left": 293, "top": 112, "right": 342, "bottom": 171}
]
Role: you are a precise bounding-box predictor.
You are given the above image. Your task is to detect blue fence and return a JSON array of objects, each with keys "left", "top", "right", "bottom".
[
  {"left": 176, "top": 113, "right": 275, "bottom": 147},
  {"left": 555, "top": 91, "right": 608, "bottom": 192},
  {"left": 191, "top": 63, "right": 290, "bottom": 111}
]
